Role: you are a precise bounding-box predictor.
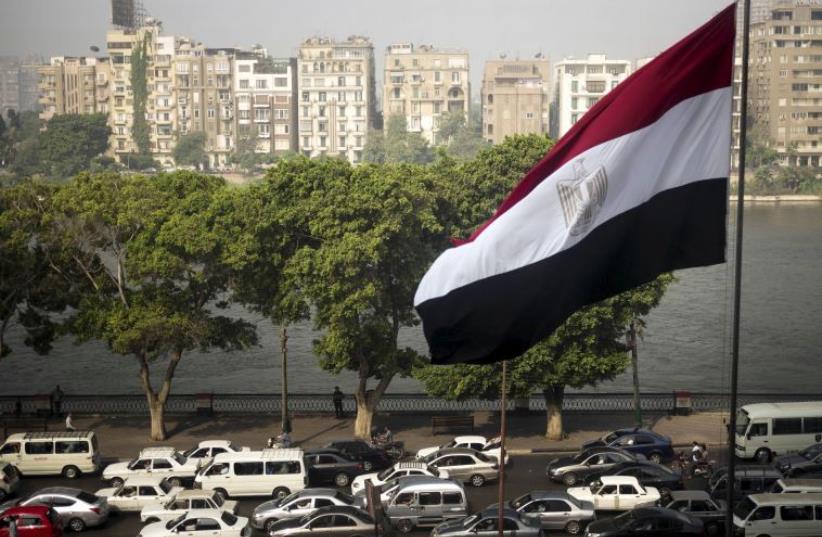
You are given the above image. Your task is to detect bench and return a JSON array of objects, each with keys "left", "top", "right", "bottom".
[
  {"left": 431, "top": 415, "right": 474, "bottom": 435},
  {"left": 1, "top": 417, "right": 48, "bottom": 440}
]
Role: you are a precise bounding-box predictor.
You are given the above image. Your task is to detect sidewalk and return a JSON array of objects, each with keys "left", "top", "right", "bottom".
[{"left": 40, "top": 409, "right": 731, "bottom": 460}]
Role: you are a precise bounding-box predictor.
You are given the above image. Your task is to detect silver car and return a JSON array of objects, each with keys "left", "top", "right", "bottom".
[
  {"left": 3, "top": 487, "right": 110, "bottom": 532},
  {"left": 501, "top": 491, "right": 595, "bottom": 535},
  {"left": 252, "top": 488, "right": 364, "bottom": 532},
  {"left": 422, "top": 448, "right": 499, "bottom": 487},
  {"left": 268, "top": 505, "right": 376, "bottom": 537},
  {"left": 431, "top": 507, "right": 542, "bottom": 537}
]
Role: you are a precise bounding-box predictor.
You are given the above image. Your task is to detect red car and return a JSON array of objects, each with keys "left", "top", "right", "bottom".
[{"left": 0, "top": 506, "right": 62, "bottom": 537}]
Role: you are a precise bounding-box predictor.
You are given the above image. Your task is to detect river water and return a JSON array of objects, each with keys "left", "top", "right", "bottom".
[{"left": 1, "top": 203, "right": 821, "bottom": 396}]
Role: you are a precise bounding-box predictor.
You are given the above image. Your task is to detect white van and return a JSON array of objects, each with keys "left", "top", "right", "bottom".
[
  {"left": 194, "top": 448, "right": 306, "bottom": 499},
  {"left": 771, "top": 478, "right": 822, "bottom": 494},
  {"left": 734, "top": 401, "right": 822, "bottom": 462},
  {"left": 0, "top": 431, "right": 101, "bottom": 478},
  {"left": 733, "top": 493, "right": 822, "bottom": 536}
]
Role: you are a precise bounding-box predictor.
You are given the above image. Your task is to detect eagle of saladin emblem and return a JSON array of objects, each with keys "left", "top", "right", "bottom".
[{"left": 556, "top": 158, "right": 608, "bottom": 236}]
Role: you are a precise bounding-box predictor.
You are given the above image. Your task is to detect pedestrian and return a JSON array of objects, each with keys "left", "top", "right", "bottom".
[
  {"left": 65, "top": 413, "right": 76, "bottom": 432},
  {"left": 691, "top": 441, "right": 704, "bottom": 463},
  {"left": 332, "top": 386, "right": 344, "bottom": 419},
  {"left": 49, "top": 385, "right": 64, "bottom": 416}
]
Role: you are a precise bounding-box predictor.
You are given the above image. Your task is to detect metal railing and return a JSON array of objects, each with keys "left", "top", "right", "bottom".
[{"left": 0, "top": 392, "right": 819, "bottom": 417}]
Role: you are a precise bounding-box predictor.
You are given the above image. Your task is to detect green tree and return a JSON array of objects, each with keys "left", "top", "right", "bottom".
[
  {"left": 36, "top": 114, "right": 111, "bottom": 178},
  {"left": 131, "top": 34, "right": 151, "bottom": 156},
  {"left": 229, "top": 133, "right": 277, "bottom": 175},
  {"left": 173, "top": 132, "right": 208, "bottom": 170},
  {"left": 45, "top": 171, "right": 255, "bottom": 440},
  {"left": 364, "top": 115, "right": 433, "bottom": 164},
  {"left": 269, "top": 158, "right": 441, "bottom": 437},
  {"left": 434, "top": 110, "right": 487, "bottom": 160}
]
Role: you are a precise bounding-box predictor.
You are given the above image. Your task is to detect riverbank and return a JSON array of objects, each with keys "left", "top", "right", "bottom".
[{"left": 730, "top": 194, "right": 821, "bottom": 202}]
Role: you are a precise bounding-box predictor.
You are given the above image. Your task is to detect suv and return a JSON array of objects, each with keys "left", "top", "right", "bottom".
[
  {"left": 422, "top": 448, "right": 499, "bottom": 487},
  {"left": 102, "top": 447, "right": 202, "bottom": 487},
  {"left": 582, "top": 428, "right": 674, "bottom": 464},
  {"left": 323, "top": 440, "right": 392, "bottom": 472},
  {"left": 547, "top": 447, "right": 641, "bottom": 486},
  {"left": 0, "top": 505, "right": 62, "bottom": 537},
  {"left": 304, "top": 449, "right": 366, "bottom": 488},
  {"left": 774, "top": 442, "right": 822, "bottom": 476},
  {"left": 0, "top": 464, "right": 20, "bottom": 502}
]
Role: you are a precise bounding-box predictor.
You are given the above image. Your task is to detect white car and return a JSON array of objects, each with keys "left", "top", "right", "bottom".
[
  {"left": 350, "top": 461, "right": 450, "bottom": 494},
  {"left": 102, "top": 446, "right": 202, "bottom": 487},
  {"left": 568, "top": 475, "right": 660, "bottom": 511},
  {"left": 96, "top": 476, "right": 183, "bottom": 512},
  {"left": 138, "top": 509, "right": 251, "bottom": 537},
  {"left": 416, "top": 435, "right": 510, "bottom": 465},
  {"left": 183, "top": 440, "right": 250, "bottom": 461},
  {"left": 140, "top": 489, "right": 239, "bottom": 523}
]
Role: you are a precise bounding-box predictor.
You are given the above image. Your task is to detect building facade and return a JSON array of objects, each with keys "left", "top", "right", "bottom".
[
  {"left": 383, "top": 43, "right": 470, "bottom": 145},
  {"left": 297, "top": 36, "right": 376, "bottom": 162},
  {"left": 38, "top": 57, "right": 110, "bottom": 122},
  {"left": 233, "top": 51, "right": 298, "bottom": 155},
  {"left": 481, "top": 57, "right": 549, "bottom": 145},
  {"left": 748, "top": 2, "right": 822, "bottom": 167},
  {"left": 550, "top": 54, "right": 632, "bottom": 139},
  {"left": 1, "top": 55, "right": 42, "bottom": 116}
]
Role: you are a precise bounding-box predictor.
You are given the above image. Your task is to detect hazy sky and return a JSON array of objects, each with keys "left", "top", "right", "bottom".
[{"left": 2, "top": 0, "right": 732, "bottom": 92}]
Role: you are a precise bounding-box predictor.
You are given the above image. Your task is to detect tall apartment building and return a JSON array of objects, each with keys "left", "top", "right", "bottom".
[
  {"left": 234, "top": 52, "right": 298, "bottom": 154},
  {"left": 383, "top": 44, "right": 470, "bottom": 145},
  {"left": 748, "top": 2, "right": 822, "bottom": 167},
  {"left": 481, "top": 57, "right": 549, "bottom": 145},
  {"left": 38, "top": 57, "right": 111, "bottom": 121},
  {"left": 297, "top": 36, "right": 376, "bottom": 162},
  {"left": 1, "top": 55, "right": 42, "bottom": 115},
  {"left": 550, "top": 54, "right": 632, "bottom": 139}
]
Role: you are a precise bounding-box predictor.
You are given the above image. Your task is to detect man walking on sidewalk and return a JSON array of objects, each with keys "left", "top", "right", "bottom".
[
  {"left": 50, "top": 385, "right": 64, "bottom": 416},
  {"left": 333, "top": 387, "right": 344, "bottom": 419}
]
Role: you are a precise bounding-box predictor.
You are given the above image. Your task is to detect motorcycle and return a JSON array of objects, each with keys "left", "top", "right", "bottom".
[
  {"left": 672, "top": 450, "right": 715, "bottom": 479},
  {"left": 371, "top": 435, "right": 406, "bottom": 461}
]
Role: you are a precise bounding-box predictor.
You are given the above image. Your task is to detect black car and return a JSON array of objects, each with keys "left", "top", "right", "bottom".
[
  {"left": 582, "top": 428, "right": 674, "bottom": 464},
  {"left": 583, "top": 507, "right": 703, "bottom": 537},
  {"left": 774, "top": 443, "right": 822, "bottom": 476},
  {"left": 547, "top": 447, "right": 643, "bottom": 486},
  {"left": 304, "top": 448, "right": 367, "bottom": 487},
  {"left": 663, "top": 490, "right": 726, "bottom": 537},
  {"left": 324, "top": 440, "right": 393, "bottom": 472},
  {"left": 584, "top": 461, "right": 684, "bottom": 496}
]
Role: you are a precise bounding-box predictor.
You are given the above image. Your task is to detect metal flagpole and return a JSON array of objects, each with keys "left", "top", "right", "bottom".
[
  {"left": 725, "top": 1, "right": 751, "bottom": 535},
  {"left": 497, "top": 360, "right": 508, "bottom": 537}
]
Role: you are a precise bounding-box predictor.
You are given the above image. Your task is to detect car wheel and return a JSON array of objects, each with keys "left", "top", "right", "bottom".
[
  {"left": 363, "top": 460, "right": 373, "bottom": 472},
  {"left": 63, "top": 465, "right": 81, "bottom": 479},
  {"left": 565, "top": 520, "right": 582, "bottom": 535},
  {"left": 68, "top": 518, "right": 86, "bottom": 532},
  {"left": 563, "top": 472, "right": 578, "bottom": 486},
  {"left": 396, "top": 519, "right": 414, "bottom": 533},
  {"left": 110, "top": 477, "right": 124, "bottom": 488},
  {"left": 755, "top": 448, "right": 772, "bottom": 464},
  {"left": 264, "top": 519, "right": 279, "bottom": 532},
  {"left": 273, "top": 487, "right": 290, "bottom": 500},
  {"left": 470, "top": 474, "right": 486, "bottom": 487},
  {"left": 334, "top": 473, "right": 351, "bottom": 487},
  {"left": 648, "top": 453, "right": 663, "bottom": 464},
  {"left": 705, "top": 521, "right": 720, "bottom": 536},
  {"left": 167, "top": 477, "right": 182, "bottom": 488},
  {"left": 214, "top": 488, "right": 228, "bottom": 501}
]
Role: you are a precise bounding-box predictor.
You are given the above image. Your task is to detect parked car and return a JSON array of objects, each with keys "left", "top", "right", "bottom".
[
  {"left": 430, "top": 507, "right": 542, "bottom": 537},
  {"left": 303, "top": 449, "right": 365, "bottom": 488},
  {"left": 0, "top": 464, "right": 20, "bottom": 502},
  {"left": 422, "top": 448, "right": 499, "bottom": 487},
  {"left": 708, "top": 466, "right": 782, "bottom": 504},
  {"left": 568, "top": 476, "right": 660, "bottom": 511},
  {"left": 582, "top": 429, "right": 674, "bottom": 464},
  {"left": 96, "top": 476, "right": 182, "bottom": 512},
  {"left": 140, "top": 489, "right": 238, "bottom": 523},
  {"left": 583, "top": 507, "right": 703, "bottom": 537},
  {"left": 102, "top": 447, "right": 202, "bottom": 487},
  {"left": 322, "top": 440, "right": 392, "bottom": 472},
  {"left": 251, "top": 488, "right": 364, "bottom": 532},
  {"left": 770, "top": 477, "right": 822, "bottom": 494},
  {"left": 350, "top": 461, "right": 449, "bottom": 494},
  {"left": 0, "top": 432, "right": 101, "bottom": 479},
  {"left": 547, "top": 448, "right": 642, "bottom": 486},
  {"left": 137, "top": 509, "right": 250, "bottom": 537},
  {"left": 182, "top": 441, "right": 251, "bottom": 462},
  {"left": 381, "top": 476, "right": 468, "bottom": 533},
  {"left": 416, "top": 436, "right": 510, "bottom": 465},
  {"left": 268, "top": 505, "right": 376, "bottom": 537},
  {"left": 774, "top": 442, "right": 822, "bottom": 476},
  {"left": 495, "top": 491, "right": 596, "bottom": 535},
  {"left": 1, "top": 488, "right": 108, "bottom": 532},
  {"left": 663, "top": 490, "right": 726, "bottom": 537},
  {"left": 584, "top": 461, "right": 683, "bottom": 497},
  {"left": 0, "top": 505, "right": 62, "bottom": 537}
]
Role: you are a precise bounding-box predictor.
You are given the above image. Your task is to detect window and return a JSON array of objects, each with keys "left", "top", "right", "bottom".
[
  {"left": 749, "top": 422, "right": 768, "bottom": 437},
  {"left": 25, "top": 442, "right": 53, "bottom": 455},
  {"left": 239, "top": 79, "right": 250, "bottom": 89},
  {"left": 443, "top": 492, "right": 463, "bottom": 505},
  {"left": 774, "top": 418, "right": 803, "bottom": 435},
  {"left": 234, "top": 462, "right": 264, "bottom": 475},
  {"left": 274, "top": 77, "right": 287, "bottom": 87},
  {"left": 804, "top": 417, "right": 822, "bottom": 433},
  {"left": 333, "top": 515, "right": 356, "bottom": 527},
  {"left": 239, "top": 65, "right": 251, "bottom": 73},
  {"left": 318, "top": 122, "right": 327, "bottom": 133},
  {"left": 138, "top": 486, "right": 158, "bottom": 496},
  {"left": 255, "top": 109, "right": 270, "bottom": 121},
  {"left": 0, "top": 443, "right": 20, "bottom": 455},
  {"left": 276, "top": 109, "right": 289, "bottom": 120},
  {"left": 153, "top": 459, "right": 173, "bottom": 470},
  {"left": 419, "top": 492, "right": 441, "bottom": 505},
  {"left": 338, "top": 76, "right": 345, "bottom": 86},
  {"left": 571, "top": 80, "right": 579, "bottom": 93},
  {"left": 207, "top": 108, "right": 216, "bottom": 119},
  {"left": 338, "top": 136, "right": 346, "bottom": 147},
  {"left": 435, "top": 71, "right": 442, "bottom": 83},
  {"left": 49, "top": 496, "right": 75, "bottom": 507},
  {"left": 392, "top": 88, "right": 401, "bottom": 99},
  {"left": 302, "top": 136, "right": 310, "bottom": 147},
  {"left": 196, "top": 519, "right": 221, "bottom": 530},
  {"left": 587, "top": 81, "right": 606, "bottom": 93},
  {"left": 394, "top": 492, "right": 414, "bottom": 506},
  {"left": 319, "top": 106, "right": 326, "bottom": 117},
  {"left": 599, "top": 485, "right": 618, "bottom": 495},
  {"left": 319, "top": 136, "right": 327, "bottom": 147},
  {"left": 314, "top": 498, "right": 334, "bottom": 508},
  {"left": 451, "top": 71, "right": 461, "bottom": 83},
  {"left": 55, "top": 441, "right": 89, "bottom": 454},
  {"left": 619, "top": 485, "right": 637, "bottom": 494},
  {"left": 525, "top": 112, "right": 534, "bottom": 119},
  {"left": 691, "top": 500, "right": 715, "bottom": 512},
  {"left": 258, "top": 124, "right": 270, "bottom": 136},
  {"left": 781, "top": 505, "right": 813, "bottom": 521},
  {"left": 302, "top": 91, "right": 310, "bottom": 102},
  {"left": 256, "top": 79, "right": 268, "bottom": 89},
  {"left": 319, "top": 92, "right": 327, "bottom": 102}
]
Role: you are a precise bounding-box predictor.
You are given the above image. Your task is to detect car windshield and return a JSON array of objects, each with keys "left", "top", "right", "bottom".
[
  {"left": 167, "top": 514, "right": 186, "bottom": 529},
  {"left": 377, "top": 467, "right": 394, "bottom": 480},
  {"left": 212, "top": 493, "right": 224, "bottom": 506},
  {"left": 604, "top": 432, "right": 620, "bottom": 443},
  {"left": 173, "top": 452, "right": 186, "bottom": 465},
  {"left": 475, "top": 452, "right": 492, "bottom": 463},
  {"left": 221, "top": 511, "right": 237, "bottom": 525},
  {"left": 77, "top": 491, "right": 99, "bottom": 504},
  {"left": 799, "top": 444, "right": 822, "bottom": 460},
  {"left": 573, "top": 451, "right": 590, "bottom": 462},
  {"left": 736, "top": 409, "right": 750, "bottom": 435},
  {"left": 335, "top": 491, "right": 355, "bottom": 504},
  {"left": 589, "top": 483, "right": 600, "bottom": 494},
  {"left": 734, "top": 497, "right": 757, "bottom": 520},
  {"left": 277, "top": 492, "right": 300, "bottom": 507},
  {"left": 613, "top": 511, "right": 636, "bottom": 529},
  {"left": 127, "top": 459, "right": 140, "bottom": 469},
  {"left": 511, "top": 493, "right": 532, "bottom": 509},
  {"left": 182, "top": 446, "right": 198, "bottom": 457},
  {"left": 423, "top": 452, "right": 438, "bottom": 464},
  {"left": 159, "top": 480, "right": 172, "bottom": 494},
  {"left": 462, "top": 514, "right": 481, "bottom": 527}
]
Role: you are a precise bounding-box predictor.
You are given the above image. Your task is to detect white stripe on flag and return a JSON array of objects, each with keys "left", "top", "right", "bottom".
[{"left": 415, "top": 86, "right": 731, "bottom": 306}]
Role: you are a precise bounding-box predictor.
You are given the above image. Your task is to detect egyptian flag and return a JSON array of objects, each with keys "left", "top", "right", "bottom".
[{"left": 415, "top": 4, "right": 736, "bottom": 365}]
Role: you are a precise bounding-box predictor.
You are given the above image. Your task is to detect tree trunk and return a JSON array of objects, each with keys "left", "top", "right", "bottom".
[
  {"left": 628, "top": 320, "right": 642, "bottom": 427},
  {"left": 353, "top": 372, "right": 394, "bottom": 440},
  {"left": 149, "top": 398, "right": 166, "bottom": 441},
  {"left": 137, "top": 350, "right": 183, "bottom": 441},
  {"left": 544, "top": 385, "right": 565, "bottom": 440}
]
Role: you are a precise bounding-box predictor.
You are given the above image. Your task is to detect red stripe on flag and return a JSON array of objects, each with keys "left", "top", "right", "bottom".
[{"left": 467, "top": 3, "right": 736, "bottom": 242}]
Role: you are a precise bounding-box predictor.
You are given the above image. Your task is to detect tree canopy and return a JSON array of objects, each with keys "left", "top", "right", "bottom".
[{"left": 173, "top": 131, "right": 208, "bottom": 170}]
